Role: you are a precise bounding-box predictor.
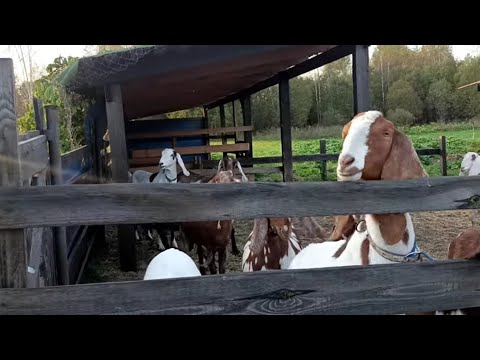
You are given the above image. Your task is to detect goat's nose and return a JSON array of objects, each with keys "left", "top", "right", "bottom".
[
  {"left": 340, "top": 154, "right": 355, "bottom": 167},
  {"left": 159, "top": 162, "right": 164, "bottom": 167}
]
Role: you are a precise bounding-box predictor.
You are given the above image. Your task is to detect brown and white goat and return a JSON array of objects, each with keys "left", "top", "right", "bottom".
[
  {"left": 181, "top": 169, "right": 241, "bottom": 275},
  {"left": 433, "top": 228, "right": 480, "bottom": 315},
  {"left": 242, "top": 217, "right": 329, "bottom": 271},
  {"left": 289, "top": 110, "right": 430, "bottom": 270},
  {"left": 242, "top": 218, "right": 301, "bottom": 271}
]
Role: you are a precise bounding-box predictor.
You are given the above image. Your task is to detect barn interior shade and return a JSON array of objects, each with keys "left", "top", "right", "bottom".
[{"left": 57, "top": 45, "right": 337, "bottom": 119}]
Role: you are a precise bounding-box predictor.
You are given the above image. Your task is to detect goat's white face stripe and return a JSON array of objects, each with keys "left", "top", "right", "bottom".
[{"left": 338, "top": 111, "right": 381, "bottom": 180}]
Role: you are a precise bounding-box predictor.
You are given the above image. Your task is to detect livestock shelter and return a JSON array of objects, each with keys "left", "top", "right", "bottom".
[
  {"left": 1, "top": 46, "right": 479, "bottom": 315},
  {"left": 56, "top": 45, "right": 372, "bottom": 272}
]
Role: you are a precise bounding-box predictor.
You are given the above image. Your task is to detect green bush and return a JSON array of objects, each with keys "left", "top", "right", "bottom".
[{"left": 386, "top": 108, "right": 415, "bottom": 127}]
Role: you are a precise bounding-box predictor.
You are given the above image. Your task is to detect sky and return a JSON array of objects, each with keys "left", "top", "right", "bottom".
[{"left": 0, "top": 45, "right": 479, "bottom": 81}]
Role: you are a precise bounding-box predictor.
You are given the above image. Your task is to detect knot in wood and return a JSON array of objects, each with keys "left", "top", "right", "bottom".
[
  {"left": 470, "top": 195, "right": 480, "bottom": 208},
  {"left": 278, "top": 289, "right": 297, "bottom": 299}
]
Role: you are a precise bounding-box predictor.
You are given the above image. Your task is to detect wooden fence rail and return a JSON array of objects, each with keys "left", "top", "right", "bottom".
[
  {"left": 0, "top": 176, "right": 479, "bottom": 229},
  {"left": 200, "top": 148, "right": 443, "bottom": 167},
  {"left": 2, "top": 260, "right": 480, "bottom": 315}
]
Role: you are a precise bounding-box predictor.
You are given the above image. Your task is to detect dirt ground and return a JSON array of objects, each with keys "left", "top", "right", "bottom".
[{"left": 80, "top": 210, "right": 475, "bottom": 284}]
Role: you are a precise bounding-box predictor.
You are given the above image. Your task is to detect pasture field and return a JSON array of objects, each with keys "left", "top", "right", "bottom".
[{"left": 81, "top": 122, "right": 480, "bottom": 283}]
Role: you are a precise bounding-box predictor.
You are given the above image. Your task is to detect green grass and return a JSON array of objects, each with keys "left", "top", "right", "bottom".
[{"left": 211, "top": 121, "right": 480, "bottom": 182}]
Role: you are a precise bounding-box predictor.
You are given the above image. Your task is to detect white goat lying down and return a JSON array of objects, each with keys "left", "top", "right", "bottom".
[
  {"left": 143, "top": 248, "right": 201, "bottom": 280},
  {"left": 459, "top": 151, "right": 480, "bottom": 176},
  {"left": 289, "top": 110, "right": 432, "bottom": 270}
]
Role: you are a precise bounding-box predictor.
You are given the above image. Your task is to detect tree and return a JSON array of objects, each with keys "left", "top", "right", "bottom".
[
  {"left": 313, "top": 56, "right": 354, "bottom": 125},
  {"left": 426, "top": 79, "right": 455, "bottom": 122},
  {"left": 290, "top": 76, "right": 315, "bottom": 128},
  {"left": 17, "top": 56, "right": 92, "bottom": 152},
  {"left": 370, "top": 46, "right": 417, "bottom": 111},
  {"left": 386, "top": 79, "right": 424, "bottom": 120},
  {"left": 454, "top": 55, "right": 480, "bottom": 120},
  {"left": 251, "top": 86, "right": 279, "bottom": 131}
]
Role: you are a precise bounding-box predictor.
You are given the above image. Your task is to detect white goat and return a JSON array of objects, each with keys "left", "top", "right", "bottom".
[
  {"left": 143, "top": 248, "right": 201, "bottom": 280},
  {"left": 458, "top": 151, "right": 480, "bottom": 227},
  {"left": 131, "top": 148, "right": 190, "bottom": 250},
  {"left": 131, "top": 148, "right": 190, "bottom": 184},
  {"left": 459, "top": 151, "right": 480, "bottom": 176}
]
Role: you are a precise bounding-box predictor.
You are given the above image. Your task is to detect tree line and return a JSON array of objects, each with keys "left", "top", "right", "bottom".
[
  {"left": 205, "top": 45, "right": 480, "bottom": 130},
  {"left": 14, "top": 45, "right": 480, "bottom": 152}
]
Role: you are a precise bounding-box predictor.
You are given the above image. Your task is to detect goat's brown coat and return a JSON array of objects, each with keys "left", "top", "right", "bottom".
[
  {"left": 331, "top": 112, "right": 427, "bottom": 248},
  {"left": 181, "top": 170, "right": 239, "bottom": 275},
  {"left": 244, "top": 218, "right": 294, "bottom": 271}
]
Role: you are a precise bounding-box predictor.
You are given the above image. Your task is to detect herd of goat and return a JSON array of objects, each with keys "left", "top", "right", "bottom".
[{"left": 115, "top": 110, "right": 480, "bottom": 315}]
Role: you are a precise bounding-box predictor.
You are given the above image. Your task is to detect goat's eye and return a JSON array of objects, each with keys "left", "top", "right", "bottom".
[{"left": 384, "top": 132, "right": 390, "bottom": 136}]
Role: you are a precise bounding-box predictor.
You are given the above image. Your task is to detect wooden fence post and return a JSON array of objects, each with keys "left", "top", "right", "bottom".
[
  {"left": 319, "top": 140, "right": 327, "bottom": 181},
  {"left": 0, "top": 58, "right": 27, "bottom": 288},
  {"left": 33, "top": 97, "right": 46, "bottom": 134},
  {"left": 439, "top": 135, "right": 447, "bottom": 176},
  {"left": 219, "top": 104, "right": 227, "bottom": 158},
  {"left": 45, "top": 105, "right": 70, "bottom": 285}
]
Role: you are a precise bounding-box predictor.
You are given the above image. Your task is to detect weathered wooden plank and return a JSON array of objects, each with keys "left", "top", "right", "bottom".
[
  {"left": 457, "top": 80, "right": 480, "bottom": 90},
  {"left": 18, "top": 135, "right": 49, "bottom": 182},
  {"left": 240, "top": 95, "right": 253, "bottom": 158},
  {"left": 279, "top": 76, "right": 293, "bottom": 182},
  {"left": 0, "top": 58, "right": 27, "bottom": 288},
  {"left": 200, "top": 148, "right": 442, "bottom": 168},
  {"left": 62, "top": 146, "right": 88, "bottom": 169},
  {"left": 45, "top": 106, "right": 69, "bottom": 285},
  {"left": 18, "top": 130, "right": 40, "bottom": 142},
  {"left": 105, "top": 84, "right": 135, "bottom": 272},
  {"left": 319, "top": 140, "right": 327, "bottom": 180},
  {"left": 127, "top": 125, "right": 254, "bottom": 140},
  {"left": 439, "top": 135, "right": 448, "bottom": 176},
  {"left": 105, "top": 84, "right": 129, "bottom": 183},
  {"left": 2, "top": 260, "right": 480, "bottom": 315},
  {"left": 33, "top": 97, "right": 45, "bottom": 133},
  {"left": 68, "top": 225, "right": 90, "bottom": 283},
  {"left": 62, "top": 146, "right": 88, "bottom": 184},
  {"left": 131, "top": 143, "right": 250, "bottom": 160},
  {"left": 1, "top": 176, "right": 480, "bottom": 228},
  {"left": 352, "top": 45, "right": 370, "bottom": 113},
  {"left": 219, "top": 104, "right": 227, "bottom": 157},
  {"left": 26, "top": 168, "right": 56, "bottom": 288},
  {"left": 190, "top": 167, "right": 282, "bottom": 176},
  {"left": 231, "top": 101, "right": 238, "bottom": 142},
  {"left": 75, "top": 227, "right": 97, "bottom": 284}
]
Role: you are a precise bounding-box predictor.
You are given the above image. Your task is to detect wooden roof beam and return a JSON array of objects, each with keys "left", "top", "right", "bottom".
[{"left": 205, "top": 45, "right": 358, "bottom": 109}]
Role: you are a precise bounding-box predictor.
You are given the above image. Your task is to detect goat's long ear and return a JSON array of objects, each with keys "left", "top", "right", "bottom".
[
  {"left": 300, "top": 216, "right": 330, "bottom": 240},
  {"left": 270, "top": 217, "right": 292, "bottom": 242},
  {"left": 103, "top": 129, "right": 110, "bottom": 142},
  {"left": 328, "top": 215, "right": 356, "bottom": 241},
  {"left": 448, "top": 229, "right": 480, "bottom": 260},
  {"left": 175, "top": 152, "right": 190, "bottom": 176},
  {"left": 341, "top": 120, "right": 353, "bottom": 140},
  {"left": 216, "top": 159, "right": 224, "bottom": 174},
  {"left": 234, "top": 159, "right": 249, "bottom": 182},
  {"left": 249, "top": 218, "right": 269, "bottom": 254},
  {"left": 381, "top": 129, "right": 427, "bottom": 180}
]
